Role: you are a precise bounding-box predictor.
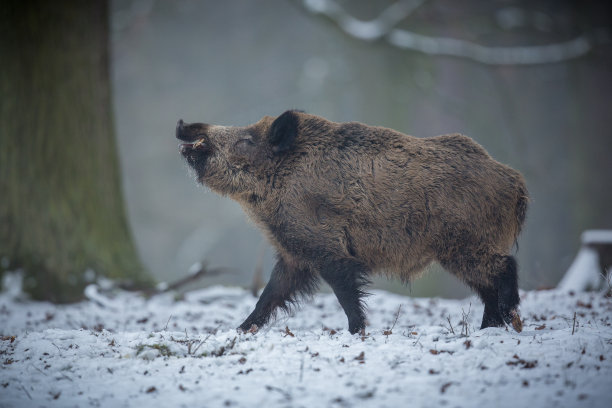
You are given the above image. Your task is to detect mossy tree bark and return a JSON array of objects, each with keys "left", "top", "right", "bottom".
[{"left": 0, "top": 0, "right": 151, "bottom": 302}]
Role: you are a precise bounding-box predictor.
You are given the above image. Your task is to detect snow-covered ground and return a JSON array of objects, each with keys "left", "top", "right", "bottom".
[{"left": 1, "top": 283, "right": 611, "bottom": 408}]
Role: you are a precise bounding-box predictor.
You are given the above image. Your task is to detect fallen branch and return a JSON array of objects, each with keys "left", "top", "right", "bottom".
[{"left": 145, "top": 262, "right": 232, "bottom": 297}]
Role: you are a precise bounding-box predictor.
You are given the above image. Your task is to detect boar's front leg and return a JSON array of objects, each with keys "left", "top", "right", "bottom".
[
  {"left": 238, "top": 257, "right": 318, "bottom": 332},
  {"left": 320, "top": 258, "right": 370, "bottom": 334}
]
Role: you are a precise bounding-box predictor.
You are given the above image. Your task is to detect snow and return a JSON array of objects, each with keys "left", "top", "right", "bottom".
[
  {"left": 1, "top": 283, "right": 611, "bottom": 408},
  {"left": 582, "top": 230, "right": 612, "bottom": 245},
  {"left": 557, "top": 246, "right": 602, "bottom": 292},
  {"left": 558, "top": 229, "right": 612, "bottom": 292}
]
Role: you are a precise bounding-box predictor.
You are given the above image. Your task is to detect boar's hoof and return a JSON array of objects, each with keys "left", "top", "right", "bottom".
[
  {"left": 348, "top": 319, "right": 365, "bottom": 335},
  {"left": 480, "top": 310, "right": 505, "bottom": 330},
  {"left": 499, "top": 307, "right": 523, "bottom": 333},
  {"left": 238, "top": 323, "right": 259, "bottom": 334},
  {"left": 481, "top": 308, "right": 522, "bottom": 332},
  {"left": 509, "top": 309, "right": 523, "bottom": 333},
  {"left": 480, "top": 319, "right": 505, "bottom": 330}
]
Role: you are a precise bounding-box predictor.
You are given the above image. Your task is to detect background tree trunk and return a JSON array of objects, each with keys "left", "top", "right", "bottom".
[{"left": 0, "top": 0, "right": 151, "bottom": 302}]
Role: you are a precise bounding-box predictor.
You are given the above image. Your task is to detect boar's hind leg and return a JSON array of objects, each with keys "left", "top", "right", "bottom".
[
  {"left": 474, "top": 283, "right": 505, "bottom": 329},
  {"left": 441, "top": 254, "right": 521, "bottom": 332},
  {"left": 238, "top": 257, "right": 318, "bottom": 332},
  {"left": 320, "top": 259, "right": 370, "bottom": 335},
  {"left": 475, "top": 254, "right": 521, "bottom": 331},
  {"left": 496, "top": 255, "right": 522, "bottom": 332}
]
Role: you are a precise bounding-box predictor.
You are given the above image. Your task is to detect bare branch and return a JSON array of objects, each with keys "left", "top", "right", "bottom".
[
  {"left": 388, "top": 31, "right": 590, "bottom": 65},
  {"left": 304, "top": 0, "right": 426, "bottom": 41},
  {"left": 302, "top": 0, "right": 592, "bottom": 65}
]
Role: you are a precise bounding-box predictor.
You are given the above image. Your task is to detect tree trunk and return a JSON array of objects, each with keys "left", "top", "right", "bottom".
[{"left": 0, "top": 0, "right": 151, "bottom": 302}]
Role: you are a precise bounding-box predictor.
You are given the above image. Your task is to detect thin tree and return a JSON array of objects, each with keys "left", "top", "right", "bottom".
[{"left": 0, "top": 0, "right": 151, "bottom": 302}]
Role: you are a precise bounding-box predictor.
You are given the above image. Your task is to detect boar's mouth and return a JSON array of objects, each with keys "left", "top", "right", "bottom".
[
  {"left": 179, "top": 142, "right": 207, "bottom": 154},
  {"left": 176, "top": 119, "right": 213, "bottom": 176},
  {"left": 179, "top": 143, "right": 194, "bottom": 154},
  {"left": 179, "top": 140, "right": 211, "bottom": 165}
]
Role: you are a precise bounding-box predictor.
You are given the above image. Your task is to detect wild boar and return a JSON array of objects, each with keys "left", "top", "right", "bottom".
[{"left": 176, "top": 110, "right": 528, "bottom": 334}]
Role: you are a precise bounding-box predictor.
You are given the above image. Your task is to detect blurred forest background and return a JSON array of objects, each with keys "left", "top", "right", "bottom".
[
  {"left": 3, "top": 0, "right": 610, "bottom": 300},
  {"left": 111, "top": 0, "right": 612, "bottom": 296},
  {"left": 113, "top": 0, "right": 611, "bottom": 297}
]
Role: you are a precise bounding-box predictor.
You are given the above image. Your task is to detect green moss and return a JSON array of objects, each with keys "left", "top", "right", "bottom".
[
  {"left": 136, "top": 343, "right": 174, "bottom": 358},
  {"left": 0, "top": 0, "right": 152, "bottom": 302}
]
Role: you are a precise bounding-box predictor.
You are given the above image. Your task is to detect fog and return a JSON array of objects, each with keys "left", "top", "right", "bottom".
[{"left": 110, "top": 0, "right": 612, "bottom": 297}]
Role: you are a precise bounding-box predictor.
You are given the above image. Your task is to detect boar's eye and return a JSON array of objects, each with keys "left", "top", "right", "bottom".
[{"left": 232, "top": 138, "right": 256, "bottom": 157}]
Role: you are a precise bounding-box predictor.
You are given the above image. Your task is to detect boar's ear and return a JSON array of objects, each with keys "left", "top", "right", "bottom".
[{"left": 269, "top": 110, "right": 299, "bottom": 154}]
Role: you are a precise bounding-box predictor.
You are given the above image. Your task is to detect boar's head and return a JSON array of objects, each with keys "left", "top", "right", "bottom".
[{"left": 176, "top": 111, "right": 299, "bottom": 197}]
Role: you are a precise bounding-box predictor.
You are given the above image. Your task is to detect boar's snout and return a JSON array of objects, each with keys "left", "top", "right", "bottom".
[
  {"left": 176, "top": 119, "right": 193, "bottom": 142},
  {"left": 175, "top": 119, "right": 210, "bottom": 143},
  {"left": 176, "top": 120, "right": 194, "bottom": 155},
  {"left": 176, "top": 119, "right": 213, "bottom": 168}
]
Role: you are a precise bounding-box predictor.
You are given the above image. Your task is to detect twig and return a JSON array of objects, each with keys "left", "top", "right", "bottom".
[
  {"left": 572, "top": 312, "right": 577, "bottom": 335},
  {"left": 164, "top": 315, "right": 173, "bottom": 331},
  {"left": 601, "top": 267, "right": 612, "bottom": 296},
  {"left": 18, "top": 384, "right": 32, "bottom": 400},
  {"left": 59, "top": 372, "right": 73, "bottom": 382},
  {"left": 30, "top": 364, "right": 47, "bottom": 376},
  {"left": 265, "top": 385, "right": 293, "bottom": 401},
  {"left": 461, "top": 303, "right": 472, "bottom": 337},
  {"left": 299, "top": 354, "right": 305, "bottom": 382},
  {"left": 191, "top": 328, "right": 218, "bottom": 356},
  {"left": 446, "top": 315, "right": 455, "bottom": 335},
  {"left": 51, "top": 342, "right": 62, "bottom": 356},
  {"left": 391, "top": 305, "right": 402, "bottom": 331}
]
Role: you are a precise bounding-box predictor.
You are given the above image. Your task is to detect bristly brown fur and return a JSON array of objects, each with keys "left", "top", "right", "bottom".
[{"left": 176, "top": 110, "right": 528, "bottom": 334}]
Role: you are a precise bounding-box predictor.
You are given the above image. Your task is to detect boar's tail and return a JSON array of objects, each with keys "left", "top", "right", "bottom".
[{"left": 513, "top": 183, "right": 529, "bottom": 251}]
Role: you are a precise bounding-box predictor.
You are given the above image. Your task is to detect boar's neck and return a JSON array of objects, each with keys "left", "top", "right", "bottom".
[{"left": 235, "top": 188, "right": 287, "bottom": 248}]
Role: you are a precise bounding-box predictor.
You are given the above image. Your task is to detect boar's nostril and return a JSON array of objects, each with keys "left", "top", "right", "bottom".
[{"left": 176, "top": 119, "right": 184, "bottom": 139}]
